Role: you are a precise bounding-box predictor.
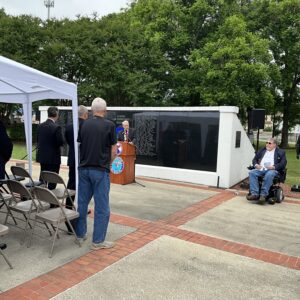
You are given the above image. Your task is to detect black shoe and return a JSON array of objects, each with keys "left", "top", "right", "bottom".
[
  {"left": 0, "top": 243, "right": 7, "bottom": 250},
  {"left": 258, "top": 195, "right": 266, "bottom": 205},
  {"left": 246, "top": 194, "right": 259, "bottom": 201},
  {"left": 268, "top": 198, "right": 275, "bottom": 205}
]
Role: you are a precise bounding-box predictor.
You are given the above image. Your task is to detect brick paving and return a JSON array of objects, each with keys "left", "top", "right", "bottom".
[{"left": 0, "top": 177, "right": 299, "bottom": 300}]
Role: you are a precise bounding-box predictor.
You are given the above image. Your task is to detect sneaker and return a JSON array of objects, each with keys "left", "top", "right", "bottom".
[
  {"left": 74, "top": 234, "right": 87, "bottom": 245},
  {"left": 258, "top": 195, "right": 266, "bottom": 205},
  {"left": 90, "top": 241, "right": 115, "bottom": 250},
  {"left": 246, "top": 194, "right": 259, "bottom": 201}
]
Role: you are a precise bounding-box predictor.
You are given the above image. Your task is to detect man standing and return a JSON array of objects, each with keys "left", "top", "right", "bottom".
[
  {"left": 0, "top": 120, "right": 13, "bottom": 179},
  {"left": 76, "top": 98, "right": 117, "bottom": 250},
  {"left": 64, "top": 105, "right": 88, "bottom": 233},
  {"left": 65, "top": 105, "right": 88, "bottom": 191},
  {"left": 117, "top": 120, "right": 135, "bottom": 144},
  {"left": 247, "top": 138, "right": 287, "bottom": 204},
  {"left": 36, "top": 106, "right": 64, "bottom": 189}
]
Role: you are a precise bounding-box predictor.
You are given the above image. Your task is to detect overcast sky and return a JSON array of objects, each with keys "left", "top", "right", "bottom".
[{"left": 0, "top": 0, "right": 131, "bottom": 20}]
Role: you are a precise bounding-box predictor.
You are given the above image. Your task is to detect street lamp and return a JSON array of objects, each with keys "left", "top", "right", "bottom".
[{"left": 44, "top": 0, "right": 54, "bottom": 20}]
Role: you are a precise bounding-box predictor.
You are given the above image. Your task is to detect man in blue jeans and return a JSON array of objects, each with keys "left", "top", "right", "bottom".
[
  {"left": 247, "top": 138, "right": 287, "bottom": 204},
  {"left": 76, "top": 98, "right": 117, "bottom": 249}
]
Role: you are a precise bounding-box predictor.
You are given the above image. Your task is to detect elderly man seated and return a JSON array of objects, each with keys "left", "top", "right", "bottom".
[{"left": 247, "top": 138, "right": 287, "bottom": 204}]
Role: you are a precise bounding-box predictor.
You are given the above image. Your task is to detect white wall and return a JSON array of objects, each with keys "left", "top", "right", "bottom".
[
  {"left": 216, "top": 107, "right": 254, "bottom": 188},
  {"left": 40, "top": 106, "right": 254, "bottom": 188}
]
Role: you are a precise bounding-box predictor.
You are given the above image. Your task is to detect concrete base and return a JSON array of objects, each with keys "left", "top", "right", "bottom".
[
  {"left": 180, "top": 196, "right": 300, "bottom": 257},
  {"left": 52, "top": 236, "right": 300, "bottom": 300}
]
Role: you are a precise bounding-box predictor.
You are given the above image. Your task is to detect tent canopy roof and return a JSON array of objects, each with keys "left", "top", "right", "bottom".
[
  {"left": 0, "top": 55, "right": 78, "bottom": 180},
  {"left": 0, "top": 56, "right": 77, "bottom": 103}
]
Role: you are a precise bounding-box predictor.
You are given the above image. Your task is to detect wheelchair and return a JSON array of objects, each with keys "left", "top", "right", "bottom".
[{"left": 248, "top": 167, "right": 286, "bottom": 205}]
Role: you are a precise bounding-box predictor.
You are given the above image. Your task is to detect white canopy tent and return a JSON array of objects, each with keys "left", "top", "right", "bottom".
[{"left": 0, "top": 55, "right": 78, "bottom": 179}]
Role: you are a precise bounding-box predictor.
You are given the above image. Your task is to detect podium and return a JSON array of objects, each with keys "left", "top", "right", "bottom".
[{"left": 110, "top": 142, "right": 136, "bottom": 185}]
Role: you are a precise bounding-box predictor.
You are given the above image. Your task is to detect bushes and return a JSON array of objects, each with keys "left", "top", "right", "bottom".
[{"left": 8, "top": 123, "right": 38, "bottom": 142}]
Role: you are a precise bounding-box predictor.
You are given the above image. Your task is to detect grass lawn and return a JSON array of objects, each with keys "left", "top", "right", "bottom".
[
  {"left": 285, "top": 148, "right": 300, "bottom": 185},
  {"left": 12, "top": 142, "right": 37, "bottom": 161},
  {"left": 11, "top": 142, "right": 300, "bottom": 185}
]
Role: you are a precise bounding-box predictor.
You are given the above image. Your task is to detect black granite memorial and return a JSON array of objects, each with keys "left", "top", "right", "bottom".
[{"left": 61, "top": 109, "right": 220, "bottom": 172}]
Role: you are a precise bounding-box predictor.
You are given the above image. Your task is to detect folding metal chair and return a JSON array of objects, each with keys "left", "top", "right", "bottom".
[
  {"left": 5, "top": 180, "right": 50, "bottom": 244},
  {"left": 0, "top": 192, "right": 17, "bottom": 225},
  {"left": 0, "top": 224, "right": 13, "bottom": 269},
  {"left": 11, "top": 166, "right": 44, "bottom": 192},
  {"left": 29, "top": 186, "right": 80, "bottom": 258},
  {"left": 41, "top": 171, "right": 76, "bottom": 207}
]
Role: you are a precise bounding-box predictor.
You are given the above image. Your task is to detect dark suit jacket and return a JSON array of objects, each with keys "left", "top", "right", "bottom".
[
  {"left": 252, "top": 147, "right": 287, "bottom": 179},
  {"left": 65, "top": 118, "right": 84, "bottom": 167},
  {"left": 117, "top": 128, "right": 135, "bottom": 144},
  {"left": 36, "top": 119, "right": 64, "bottom": 165},
  {"left": 0, "top": 120, "right": 13, "bottom": 163},
  {"left": 0, "top": 120, "right": 13, "bottom": 179}
]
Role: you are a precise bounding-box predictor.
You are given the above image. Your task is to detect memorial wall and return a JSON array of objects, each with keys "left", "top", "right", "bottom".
[
  {"left": 58, "top": 109, "right": 220, "bottom": 172},
  {"left": 40, "top": 106, "right": 254, "bottom": 188}
]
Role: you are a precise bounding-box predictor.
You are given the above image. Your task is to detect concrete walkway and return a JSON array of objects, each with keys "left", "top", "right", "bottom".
[{"left": 0, "top": 160, "right": 299, "bottom": 299}]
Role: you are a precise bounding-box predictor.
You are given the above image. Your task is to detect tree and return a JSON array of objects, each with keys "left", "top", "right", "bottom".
[
  {"left": 189, "top": 15, "right": 276, "bottom": 120},
  {"left": 245, "top": 0, "right": 300, "bottom": 147}
]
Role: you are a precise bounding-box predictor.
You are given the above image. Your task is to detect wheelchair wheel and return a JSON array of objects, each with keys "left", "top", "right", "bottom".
[{"left": 275, "top": 187, "right": 284, "bottom": 203}]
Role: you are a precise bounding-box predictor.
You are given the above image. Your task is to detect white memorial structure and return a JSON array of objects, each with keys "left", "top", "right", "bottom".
[{"left": 40, "top": 106, "right": 254, "bottom": 188}]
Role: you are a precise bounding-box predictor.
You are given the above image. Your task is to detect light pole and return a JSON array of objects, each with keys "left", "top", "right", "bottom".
[{"left": 44, "top": 0, "right": 54, "bottom": 20}]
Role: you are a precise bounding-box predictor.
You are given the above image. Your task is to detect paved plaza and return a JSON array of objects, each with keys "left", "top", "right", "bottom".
[{"left": 0, "top": 160, "right": 299, "bottom": 299}]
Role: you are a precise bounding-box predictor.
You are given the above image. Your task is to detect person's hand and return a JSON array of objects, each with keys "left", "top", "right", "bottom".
[
  {"left": 266, "top": 165, "right": 275, "bottom": 170},
  {"left": 255, "top": 164, "right": 262, "bottom": 170}
]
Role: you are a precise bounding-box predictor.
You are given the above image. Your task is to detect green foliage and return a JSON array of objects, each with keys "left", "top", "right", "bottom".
[
  {"left": 245, "top": 0, "right": 300, "bottom": 147},
  {"left": 0, "top": 1, "right": 299, "bottom": 140},
  {"left": 8, "top": 123, "right": 38, "bottom": 143},
  {"left": 189, "top": 15, "right": 275, "bottom": 118}
]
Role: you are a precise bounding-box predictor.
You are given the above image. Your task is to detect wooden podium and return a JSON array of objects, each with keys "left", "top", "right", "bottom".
[{"left": 110, "top": 142, "right": 136, "bottom": 185}]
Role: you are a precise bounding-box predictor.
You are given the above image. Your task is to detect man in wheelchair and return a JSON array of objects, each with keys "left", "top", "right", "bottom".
[{"left": 247, "top": 138, "right": 287, "bottom": 205}]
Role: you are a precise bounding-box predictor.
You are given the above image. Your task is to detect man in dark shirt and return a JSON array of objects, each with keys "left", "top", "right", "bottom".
[
  {"left": 0, "top": 120, "right": 13, "bottom": 179},
  {"left": 36, "top": 106, "right": 64, "bottom": 190},
  {"left": 76, "top": 98, "right": 117, "bottom": 250}
]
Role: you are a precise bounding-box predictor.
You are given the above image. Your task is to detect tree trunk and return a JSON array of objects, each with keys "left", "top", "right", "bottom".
[{"left": 280, "top": 96, "right": 290, "bottom": 149}]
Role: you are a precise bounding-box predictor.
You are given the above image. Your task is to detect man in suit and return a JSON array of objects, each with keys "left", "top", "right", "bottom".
[
  {"left": 65, "top": 105, "right": 88, "bottom": 233},
  {"left": 117, "top": 120, "right": 135, "bottom": 144},
  {"left": 0, "top": 120, "right": 13, "bottom": 179},
  {"left": 247, "top": 138, "right": 287, "bottom": 204},
  {"left": 36, "top": 106, "right": 64, "bottom": 190},
  {"left": 65, "top": 105, "right": 88, "bottom": 191}
]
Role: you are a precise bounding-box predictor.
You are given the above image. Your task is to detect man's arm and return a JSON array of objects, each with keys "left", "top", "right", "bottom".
[
  {"left": 55, "top": 126, "right": 64, "bottom": 147},
  {"left": 111, "top": 144, "right": 117, "bottom": 162},
  {"left": 252, "top": 148, "right": 264, "bottom": 169},
  {"left": 130, "top": 129, "right": 136, "bottom": 145},
  {"left": 0, "top": 121, "right": 13, "bottom": 161},
  {"left": 274, "top": 149, "right": 287, "bottom": 171}
]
